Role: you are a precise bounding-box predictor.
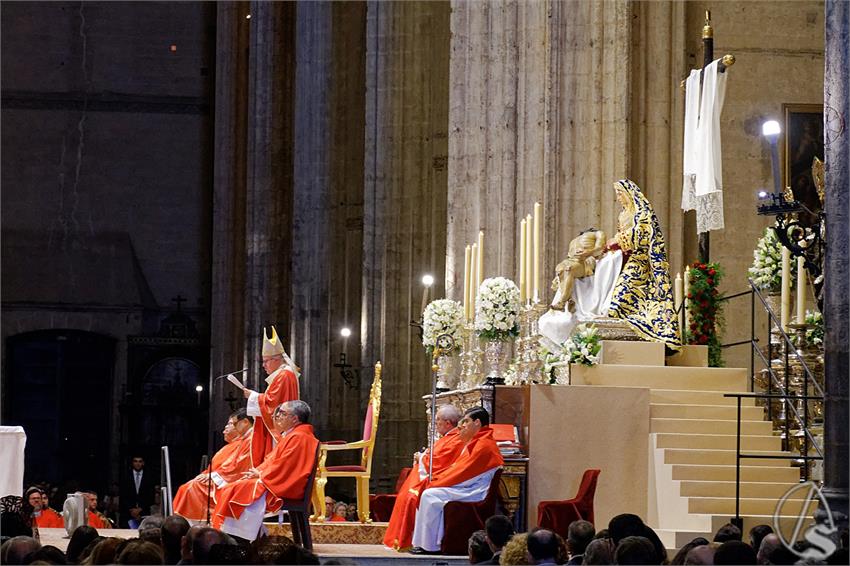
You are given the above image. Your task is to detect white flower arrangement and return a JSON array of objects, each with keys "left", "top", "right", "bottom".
[
  {"left": 422, "top": 299, "right": 464, "bottom": 354},
  {"left": 793, "top": 309, "right": 823, "bottom": 347},
  {"left": 749, "top": 227, "right": 796, "bottom": 292},
  {"left": 538, "top": 324, "right": 602, "bottom": 384},
  {"left": 474, "top": 277, "right": 521, "bottom": 340}
]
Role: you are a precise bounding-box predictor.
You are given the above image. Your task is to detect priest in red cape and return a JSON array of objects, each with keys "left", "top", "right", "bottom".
[
  {"left": 383, "top": 406, "right": 503, "bottom": 553},
  {"left": 213, "top": 400, "right": 319, "bottom": 541},
  {"left": 243, "top": 326, "right": 300, "bottom": 467},
  {"left": 173, "top": 409, "right": 253, "bottom": 521},
  {"left": 27, "top": 487, "right": 63, "bottom": 529}
]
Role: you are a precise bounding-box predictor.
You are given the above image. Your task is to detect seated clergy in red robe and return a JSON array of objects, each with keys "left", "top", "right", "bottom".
[
  {"left": 173, "top": 409, "right": 253, "bottom": 521},
  {"left": 383, "top": 406, "right": 503, "bottom": 553},
  {"left": 243, "top": 326, "right": 301, "bottom": 467},
  {"left": 213, "top": 400, "right": 319, "bottom": 541},
  {"left": 27, "top": 487, "right": 64, "bottom": 529}
]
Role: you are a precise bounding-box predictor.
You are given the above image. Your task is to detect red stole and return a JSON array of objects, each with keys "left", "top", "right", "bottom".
[
  {"left": 213, "top": 423, "right": 318, "bottom": 529},
  {"left": 250, "top": 368, "right": 300, "bottom": 467},
  {"left": 383, "top": 427, "right": 503, "bottom": 550},
  {"left": 34, "top": 508, "right": 64, "bottom": 529}
]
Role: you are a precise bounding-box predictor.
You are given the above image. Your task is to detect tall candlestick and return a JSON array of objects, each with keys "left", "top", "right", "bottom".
[
  {"left": 464, "top": 245, "right": 471, "bottom": 321},
  {"left": 471, "top": 243, "right": 478, "bottom": 319},
  {"left": 477, "top": 231, "right": 484, "bottom": 289},
  {"left": 796, "top": 255, "right": 806, "bottom": 324},
  {"left": 533, "top": 202, "right": 541, "bottom": 302},
  {"left": 674, "top": 273, "right": 683, "bottom": 340},
  {"left": 780, "top": 246, "right": 791, "bottom": 329},
  {"left": 519, "top": 219, "right": 527, "bottom": 302},
  {"left": 525, "top": 214, "right": 533, "bottom": 301}
]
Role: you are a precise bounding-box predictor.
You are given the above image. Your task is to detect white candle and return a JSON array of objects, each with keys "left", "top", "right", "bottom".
[
  {"left": 519, "top": 219, "right": 527, "bottom": 302},
  {"left": 683, "top": 267, "right": 690, "bottom": 333},
  {"left": 674, "top": 273, "right": 683, "bottom": 341},
  {"left": 781, "top": 246, "right": 791, "bottom": 329},
  {"left": 464, "top": 245, "right": 471, "bottom": 321},
  {"left": 796, "top": 255, "right": 806, "bottom": 325},
  {"left": 533, "top": 202, "right": 541, "bottom": 302},
  {"left": 469, "top": 244, "right": 478, "bottom": 320},
  {"left": 477, "top": 231, "right": 484, "bottom": 289},
  {"left": 526, "top": 214, "right": 533, "bottom": 302}
]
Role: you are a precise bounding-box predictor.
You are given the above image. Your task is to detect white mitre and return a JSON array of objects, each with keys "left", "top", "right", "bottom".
[{"left": 262, "top": 325, "right": 300, "bottom": 383}]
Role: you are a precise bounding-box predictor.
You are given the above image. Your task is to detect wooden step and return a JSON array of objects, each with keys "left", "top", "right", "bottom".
[
  {"left": 651, "top": 389, "right": 756, "bottom": 406},
  {"left": 679, "top": 480, "right": 808, "bottom": 499},
  {"left": 571, "top": 365, "right": 748, "bottom": 391},
  {"left": 688, "top": 496, "right": 818, "bottom": 516},
  {"left": 652, "top": 418, "right": 773, "bottom": 435},
  {"left": 651, "top": 403, "right": 765, "bottom": 420},
  {"left": 655, "top": 433, "right": 782, "bottom": 451},
  {"left": 671, "top": 464, "right": 800, "bottom": 483},
  {"left": 663, "top": 448, "right": 795, "bottom": 467}
]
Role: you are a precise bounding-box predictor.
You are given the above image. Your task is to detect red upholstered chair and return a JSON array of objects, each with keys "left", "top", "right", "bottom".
[
  {"left": 368, "top": 467, "right": 412, "bottom": 522},
  {"left": 537, "top": 469, "right": 601, "bottom": 537},
  {"left": 311, "top": 362, "right": 382, "bottom": 522},
  {"left": 439, "top": 468, "right": 503, "bottom": 556}
]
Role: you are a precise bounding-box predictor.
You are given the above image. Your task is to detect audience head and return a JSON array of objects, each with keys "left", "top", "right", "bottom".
[
  {"left": 459, "top": 407, "right": 490, "bottom": 441},
  {"left": 526, "top": 528, "right": 559, "bottom": 564},
  {"left": 756, "top": 533, "right": 780, "bottom": 564},
  {"left": 583, "top": 537, "right": 615, "bottom": 565},
  {"left": 138, "top": 514, "right": 164, "bottom": 535},
  {"left": 670, "top": 537, "right": 709, "bottom": 565},
  {"left": 1, "top": 536, "right": 41, "bottom": 565},
  {"left": 25, "top": 487, "right": 43, "bottom": 513},
  {"left": 26, "top": 544, "right": 67, "bottom": 565},
  {"left": 89, "top": 537, "right": 125, "bottom": 565},
  {"left": 78, "top": 536, "right": 105, "bottom": 564},
  {"left": 500, "top": 533, "right": 529, "bottom": 565},
  {"left": 567, "top": 519, "right": 595, "bottom": 557},
  {"left": 468, "top": 529, "right": 493, "bottom": 564},
  {"left": 333, "top": 502, "right": 348, "bottom": 519},
  {"left": 713, "top": 522, "right": 743, "bottom": 543},
  {"left": 252, "top": 535, "right": 297, "bottom": 565},
  {"left": 608, "top": 514, "right": 667, "bottom": 564},
  {"left": 131, "top": 455, "right": 145, "bottom": 472},
  {"left": 192, "top": 527, "right": 229, "bottom": 565},
  {"left": 181, "top": 525, "right": 205, "bottom": 562},
  {"left": 714, "top": 540, "right": 757, "bottom": 565},
  {"left": 749, "top": 524, "right": 773, "bottom": 552},
  {"left": 485, "top": 514, "right": 515, "bottom": 552},
  {"left": 116, "top": 540, "right": 164, "bottom": 564},
  {"left": 208, "top": 543, "right": 249, "bottom": 565},
  {"left": 324, "top": 497, "right": 336, "bottom": 518},
  {"left": 161, "top": 514, "right": 190, "bottom": 564},
  {"left": 615, "top": 535, "right": 659, "bottom": 565},
  {"left": 66, "top": 526, "right": 99, "bottom": 564},
  {"left": 436, "top": 405, "right": 462, "bottom": 435},
  {"left": 684, "top": 543, "right": 717, "bottom": 565}
]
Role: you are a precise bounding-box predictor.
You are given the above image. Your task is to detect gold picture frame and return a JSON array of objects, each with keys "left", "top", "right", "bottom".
[{"left": 782, "top": 103, "right": 824, "bottom": 224}]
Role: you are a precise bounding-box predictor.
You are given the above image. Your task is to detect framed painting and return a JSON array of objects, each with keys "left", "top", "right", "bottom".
[{"left": 782, "top": 103, "right": 824, "bottom": 226}]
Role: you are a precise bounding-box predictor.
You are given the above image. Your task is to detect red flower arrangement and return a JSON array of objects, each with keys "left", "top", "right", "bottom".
[{"left": 685, "top": 262, "right": 725, "bottom": 367}]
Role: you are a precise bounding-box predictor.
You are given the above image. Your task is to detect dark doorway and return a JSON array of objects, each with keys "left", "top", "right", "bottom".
[{"left": 4, "top": 330, "right": 114, "bottom": 493}]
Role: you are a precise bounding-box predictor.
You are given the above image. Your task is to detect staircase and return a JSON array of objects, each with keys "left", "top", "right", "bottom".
[{"left": 571, "top": 340, "right": 813, "bottom": 550}]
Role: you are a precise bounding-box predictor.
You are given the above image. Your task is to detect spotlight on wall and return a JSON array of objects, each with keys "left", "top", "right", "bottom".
[
  {"left": 421, "top": 274, "right": 435, "bottom": 287},
  {"left": 340, "top": 327, "right": 352, "bottom": 338},
  {"left": 761, "top": 120, "right": 781, "bottom": 138},
  {"left": 757, "top": 190, "right": 769, "bottom": 199}
]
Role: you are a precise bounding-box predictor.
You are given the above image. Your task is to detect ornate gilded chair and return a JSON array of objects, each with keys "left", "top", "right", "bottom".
[{"left": 311, "top": 362, "right": 382, "bottom": 522}]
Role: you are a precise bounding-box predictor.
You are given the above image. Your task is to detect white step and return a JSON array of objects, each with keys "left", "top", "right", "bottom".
[
  {"left": 600, "top": 340, "right": 665, "bottom": 366},
  {"left": 671, "top": 464, "right": 800, "bottom": 483},
  {"left": 679, "top": 480, "right": 808, "bottom": 499},
  {"left": 652, "top": 418, "right": 773, "bottom": 435},
  {"left": 663, "top": 448, "right": 794, "bottom": 466},
  {"left": 655, "top": 433, "right": 781, "bottom": 451},
  {"left": 689, "top": 496, "right": 818, "bottom": 516},
  {"left": 651, "top": 389, "right": 756, "bottom": 406},
  {"left": 665, "top": 345, "right": 709, "bottom": 367},
  {"left": 651, "top": 403, "right": 765, "bottom": 420}
]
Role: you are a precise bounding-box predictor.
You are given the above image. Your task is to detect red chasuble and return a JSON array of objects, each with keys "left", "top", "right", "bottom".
[
  {"left": 251, "top": 368, "right": 300, "bottom": 467},
  {"left": 34, "top": 508, "right": 64, "bottom": 528},
  {"left": 173, "top": 430, "right": 253, "bottom": 520},
  {"left": 213, "top": 423, "right": 318, "bottom": 529},
  {"left": 383, "top": 426, "right": 503, "bottom": 550},
  {"left": 395, "top": 428, "right": 465, "bottom": 501},
  {"left": 86, "top": 510, "right": 110, "bottom": 529}
]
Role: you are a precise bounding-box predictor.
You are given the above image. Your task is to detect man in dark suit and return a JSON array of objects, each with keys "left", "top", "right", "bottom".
[{"left": 120, "top": 454, "right": 155, "bottom": 527}]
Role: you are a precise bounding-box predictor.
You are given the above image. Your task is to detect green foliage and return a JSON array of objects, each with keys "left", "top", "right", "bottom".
[{"left": 686, "top": 262, "right": 725, "bottom": 368}]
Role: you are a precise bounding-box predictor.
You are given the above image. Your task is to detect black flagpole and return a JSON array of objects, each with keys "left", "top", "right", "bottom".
[{"left": 698, "top": 10, "right": 714, "bottom": 264}]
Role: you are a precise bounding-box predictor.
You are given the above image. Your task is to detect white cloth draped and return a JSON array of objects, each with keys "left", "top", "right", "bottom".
[
  {"left": 0, "top": 426, "right": 26, "bottom": 497},
  {"left": 221, "top": 496, "right": 266, "bottom": 541},
  {"left": 411, "top": 467, "right": 499, "bottom": 552},
  {"left": 538, "top": 250, "right": 623, "bottom": 345}
]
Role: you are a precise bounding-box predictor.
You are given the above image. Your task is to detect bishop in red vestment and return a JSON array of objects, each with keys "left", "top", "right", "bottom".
[
  {"left": 384, "top": 407, "right": 503, "bottom": 552},
  {"left": 173, "top": 409, "right": 253, "bottom": 521},
  {"left": 244, "top": 326, "right": 300, "bottom": 466},
  {"left": 213, "top": 400, "right": 319, "bottom": 541}
]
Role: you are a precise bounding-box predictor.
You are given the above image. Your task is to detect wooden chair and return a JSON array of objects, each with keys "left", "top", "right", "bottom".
[
  {"left": 279, "top": 445, "right": 321, "bottom": 551},
  {"left": 537, "top": 469, "right": 601, "bottom": 536},
  {"left": 311, "top": 362, "right": 382, "bottom": 522}
]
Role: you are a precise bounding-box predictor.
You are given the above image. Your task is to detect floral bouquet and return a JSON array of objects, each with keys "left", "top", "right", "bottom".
[
  {"left": 422, "top": 299, "right": 463, "bottom": 354},
  {"left": 749, "top": 227, "right": 795, "bottom": 292},
  {"left": 539, "top": 324, "right": 601, "bottom": 384},
  {"left": 794, "top": 309, "right": 823, "bottom": 347},
  {"left": 687, "top": 262, "right": 725, "bottom": 367},
  {"left": 475, "top": 277, "right": 521, "bottom": 340}
]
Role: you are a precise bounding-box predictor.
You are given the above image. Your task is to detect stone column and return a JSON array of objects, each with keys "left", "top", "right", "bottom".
[
  {"left": 242, "top": 1, "right": 296, "bottom": 388},
  {"left": 209, "top": 1, "right": 250, "bottom": 450},
  {"left": 446, "top": 0, "right": 632, "bottom": 306},
  {"left": 822, "top": 0, "right": 849, "bottom": 522},
  {"left": 363, "top": 0, "right": 450, "bottom": 486}
]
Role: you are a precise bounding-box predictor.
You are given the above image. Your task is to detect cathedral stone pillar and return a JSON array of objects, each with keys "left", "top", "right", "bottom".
[
  {"left": 209, "top": 1, "right": 250, "bottom": 448},
  {"left": 363, "top": 0, "right": 450, "bottom": 485},
  {"left": 446, "top": 1, "right": 632, "bottom": 305},
  {"left": 822, "top": 0, "right": 849, "bottom": 523}
]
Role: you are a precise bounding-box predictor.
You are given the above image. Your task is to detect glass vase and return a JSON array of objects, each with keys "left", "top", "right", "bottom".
[
  {"left": 484, "top": 339, "right": 511, "bottom": 385},
  {"left": 435, "top": 354, "right": 457, "bottom": 391}
]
